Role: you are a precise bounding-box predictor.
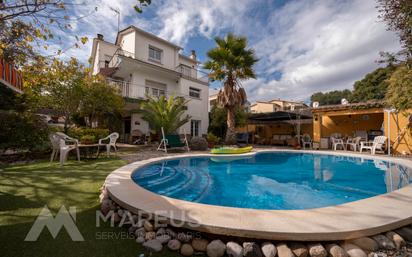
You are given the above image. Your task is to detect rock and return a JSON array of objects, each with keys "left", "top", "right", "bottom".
[
  {"left": 243, "top": 242, "right": 263, "bottom": 257},
  {"left": 341, "top": 243, "right": 367, "bottom": 257},
  {"left": 156, "top": 234, "right": 171, "bottom": 244},
  {"left": 385, "top": 231, "right": 406, "bottom": 249},
  {"left": 143, "top": 239, "right": 163, "bottom": 252},
  {"left": 226, "top": 241, "right": 243, "bottom": 257},
  {"left": 145, "top": 231, "right": 156, "bottom": 240},
  {"left": 261, "top": 242, "right": 277, "bottom": 257},
  {"left": 144, "top": 220, "right": 154, "bottom": 232},
  {"left": 395, "top": 227, "right": 412, "bottom": 242},
  {"left": 177, "top": 232, "right": 192, "bottom": 243},
  {"left": 325, "top": 244, "right": 348, "bottom": 257},
  {"left": 372, "top": 235, "right": 396, "bottom": 250},
  {"left": 136, "top": 236, "right": 145, "bottom": 244},
  {"left": 135, "top": 227, "right": 146, "bottom": 238},
  {"left": 192, "top": 238, "right": 209, "bottom": 252},
  {"left": 206, "top": 240, "right": 226, "bottom": 257},
  {"left": 168, "top": 239, "right": 182, "bottom": 251},
  {"left": 166, "top": 228, "right": 177, "bottom": 238},
  {"left": 276, "top": 243, "right": 295, "bottom": 257},
  {"left": 156, "top": 227, "right": 166, "bottom": 236},
  {"left": 290, "top": 242, "right": 308, "bottom": 257},
  {"left": 368, "top": 252, "right": 387, "bottom": 257},
  {"left": 349, "top": 237, "right": 379, "bottom": 252},
  {"left": 181, "top": 243, "right": 194, "bottom": 256},
  {"left": 101, "top": 199, "right": 111, "bottom": 214},
  {"left": 113, "top": 212, "right": 121, "bottom": 223},
  {"left": 128, "top": 225, "right": 137, "bottom": 234},
  {"left": 308, "top": 243, "right": 327, "bottom": 257}
]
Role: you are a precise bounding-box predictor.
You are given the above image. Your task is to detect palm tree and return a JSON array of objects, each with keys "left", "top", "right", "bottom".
[
  {"left": 204, "top": 33, "right": 258, "bottom": 144},
  {"left": 138, "top": 95, "right": 191, "bottom": 134}
]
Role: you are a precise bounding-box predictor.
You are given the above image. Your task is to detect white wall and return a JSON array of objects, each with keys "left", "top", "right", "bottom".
[
  {"left": 120, "top": 32, "right": 136, "bottom": 55},
  {"left": 134, "top": 31, "right": 178, "bottom": 70},
  {"left": 92, "top": 40, "right": 119, "bottom": 75},
  {"left": 131, "top": 114, "right": 149, "bottom": 134},
  {"left": 179, "top": 78, "right": 209, "bottom": 136}
]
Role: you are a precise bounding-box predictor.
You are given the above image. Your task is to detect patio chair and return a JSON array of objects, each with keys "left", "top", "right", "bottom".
[
  {"left": 360, "top": 136, "right": 387, "bottom": 155},
  {"left": 98, "top": 132, "right": 119, "bottom": 157},
  {"left": 331, "top": 136, "right": 345, "bottom": 150},
  {"left": 301, "top": 134, "right": 312, "bottom": 149},
  {"left": 157, "top": 127, "right": 189, "bottom": 153},
  {"left": 49, "top": 133, "right": 61, "bottom": 162},
  {"left": 346, "top": 136, "right": 362, "bottom": 151},
  {"left": 55, "top": 132, "right": 80, "bottom": 165}
]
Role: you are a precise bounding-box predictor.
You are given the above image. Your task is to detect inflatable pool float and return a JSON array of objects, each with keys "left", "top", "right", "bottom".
[{"left": 210, "top": 146, "right": 253, "bottom": 154}]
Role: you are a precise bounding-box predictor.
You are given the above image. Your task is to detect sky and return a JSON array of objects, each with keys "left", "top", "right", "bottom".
[{"left": 51, "top": 0, "right": 401, "bottom": 103}]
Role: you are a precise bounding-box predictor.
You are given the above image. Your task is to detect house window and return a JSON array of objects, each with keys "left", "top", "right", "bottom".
[
  {"left": 148, "top": 46, "right": 162, "bottom": 62},
  {"left": 189, "top": 87, "right": 201, "bottom": 99},
  {"left": 191, "top": 120, "right": 201, "bottom": 137},
  {"left": 104, "top": 60, "right": 109, "bottom": 68}
]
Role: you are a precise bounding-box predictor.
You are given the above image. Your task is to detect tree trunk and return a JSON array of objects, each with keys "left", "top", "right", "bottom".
[{"left": 225, "top": 107, "right": 236, "bottom": 144}]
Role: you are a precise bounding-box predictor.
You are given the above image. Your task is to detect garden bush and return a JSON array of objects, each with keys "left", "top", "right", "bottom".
[
  {"left": 0, "top": 111, "right": 49, "bottom": 152},
  {"left": 67, "top": 127, "right": 109, "bottom": 143},
  {"left": 189, "top": 137, "right": 208, "bottom": 150}
]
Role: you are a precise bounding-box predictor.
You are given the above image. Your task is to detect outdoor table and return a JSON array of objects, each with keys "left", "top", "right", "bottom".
[{"left": 77, "top": 143, "right": 102, "bottom": 159}]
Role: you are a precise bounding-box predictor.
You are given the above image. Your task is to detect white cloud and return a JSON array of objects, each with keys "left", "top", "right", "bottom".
[{"left": 46, "top": 0, "right": 400, "bottom": 103}]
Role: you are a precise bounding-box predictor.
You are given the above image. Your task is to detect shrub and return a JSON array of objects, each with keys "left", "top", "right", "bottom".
[
  {"left": 67, "top": 127, "right": 109, "bottom": 143},
  {"left": 80, "top": 135, "right": 96, "bottom": 144},
  {"left": 0, "top": 111, "right": 49, "bottom": 152},
  {"left": 189, "top": 137, "right": 208, "bottom": 151},
  {"left": 207, "top": 133, "right": 220, "bottom": 144}
]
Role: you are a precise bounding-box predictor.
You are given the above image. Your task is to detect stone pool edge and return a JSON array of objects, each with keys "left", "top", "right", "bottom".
[{"left": 105, "top": 149, "right": 412, "bottom": 241}]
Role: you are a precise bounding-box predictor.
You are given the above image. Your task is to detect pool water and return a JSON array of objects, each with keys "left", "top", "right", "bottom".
[{"left": 131, "top": 152, "right": 412, "bottom": 210}]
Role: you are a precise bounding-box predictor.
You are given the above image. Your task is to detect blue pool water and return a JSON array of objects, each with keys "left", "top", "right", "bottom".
[{"left": 131, "top": 152, "right": 412, "bottom": 210}]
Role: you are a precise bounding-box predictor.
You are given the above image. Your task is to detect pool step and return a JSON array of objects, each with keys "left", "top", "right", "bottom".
[{"left": 133, "top": 165, "right": 210, "bottom": 202}]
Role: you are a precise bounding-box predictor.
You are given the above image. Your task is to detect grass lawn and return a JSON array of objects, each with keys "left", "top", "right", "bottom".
[{"left": 0, "top": 158, "right": 180, "bottom": 257}]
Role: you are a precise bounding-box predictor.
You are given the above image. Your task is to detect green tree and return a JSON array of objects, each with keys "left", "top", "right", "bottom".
[
  {"left": 24, "top": 58, "right": 85, "bottom": 132},
  {"left": 350, "top": 66, "right": 395, "bottom": 102},
  {"left": 208, "top": 105, "right": 247, "bottom": 139},
  {"left": 310, "top": 89, "right": 352, "bottom": 105},
  {"left": 80, "top": 76, "right": 125, "bottom": 128},
  {"left": 138, "top": 95, "right": 191, "bottom": 134},
  {"left": 377, "top": 0, "right": 412, "bottom": 62},
  {"left": 385, "top": 65, "right": 412, "bottom": 113},
  {"left": 204, "top": 33, "right": 258, "bottom": 143}
]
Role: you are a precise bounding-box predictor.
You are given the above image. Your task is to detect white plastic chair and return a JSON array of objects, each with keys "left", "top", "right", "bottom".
[
  {"left": 55, "top": 132, "right": 80, "bottom": 165},
  {"left": 98, "top": 132, "right": 119, "bottom": 156},
  {"left": 360, "top": 136, "right": 387, "bottom": 155},
  {"left": 331, "top": 136, "right": 345, "bottom": 150},
  {"left": 49, "top": 134, "right": 61, "bottom": 162},
  {"left": 346, "top": 136, "right": 362, "bottom": 151},
  {"left": 301, "top": 134, "right": 312, "bottom": 149}
]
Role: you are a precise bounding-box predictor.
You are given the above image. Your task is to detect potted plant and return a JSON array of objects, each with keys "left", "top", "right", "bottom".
[
  {"left": 207, "top": 133, "right": 220, "bottom": 149},
  {"left": 80, "top": 135, "right": 95, "bottom": 145}
]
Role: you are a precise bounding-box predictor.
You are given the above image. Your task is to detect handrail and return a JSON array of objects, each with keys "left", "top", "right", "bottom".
[
  {"left": 107, "top": 49, "right": 209, "bottom": 84},
  {"left": 106, "top": 78, "right": 191, "bottom": 99}
]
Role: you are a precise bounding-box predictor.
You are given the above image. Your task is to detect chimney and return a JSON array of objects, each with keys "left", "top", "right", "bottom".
[
  {"left": 189, "top": 50, "right": 197, "bottom": 61},
  {"left": 97, "top": 34, "right": 104, "bottom": 40}
]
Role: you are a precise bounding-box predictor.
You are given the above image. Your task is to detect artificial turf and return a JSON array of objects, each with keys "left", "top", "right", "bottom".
[{"left": 0, "top": 158, "right": 180, "bottom": 257}]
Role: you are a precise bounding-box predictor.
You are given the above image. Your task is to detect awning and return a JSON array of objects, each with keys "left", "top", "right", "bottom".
[{"left": 248, "top": 111, "right": 312, "bottom": 124}]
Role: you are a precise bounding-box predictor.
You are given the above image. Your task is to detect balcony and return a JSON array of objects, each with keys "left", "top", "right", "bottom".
[
  {"left": 106, "top": 78, "right": 189, "bottom": 100},
  {"left": 0, "top": 59, "right": 23, "bottom": 93},
  {"left": 107, "top": 49, "right": 209, "bottom": 84}
]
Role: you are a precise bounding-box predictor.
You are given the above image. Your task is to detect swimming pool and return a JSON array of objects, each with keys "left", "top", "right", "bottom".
[{"left": 131, "top": 152, "right": 412, "bottom": 210}]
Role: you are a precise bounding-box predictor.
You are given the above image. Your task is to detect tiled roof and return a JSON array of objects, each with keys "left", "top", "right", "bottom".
[{"left": 311, "top": 100, "right": 385, "bottom": 112}]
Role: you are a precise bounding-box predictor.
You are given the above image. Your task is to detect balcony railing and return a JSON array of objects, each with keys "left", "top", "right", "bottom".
[
  {"left": 0, "top": 59, "right": 23, "bottom": 92},
  {"left": 106, "top": 78, "right": 189, "bottom": 99},
  {"left": 107, "top": 49, "right": 209, "bottom": 84}
]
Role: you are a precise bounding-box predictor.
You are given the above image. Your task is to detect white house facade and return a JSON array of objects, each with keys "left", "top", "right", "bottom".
[{"left": 90, "top": 26, "right": 209, "bottom": 142}]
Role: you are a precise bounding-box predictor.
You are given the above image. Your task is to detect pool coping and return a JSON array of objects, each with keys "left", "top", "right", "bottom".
[{"left": 105, "top": 149, "right": 412, "bottom": 241}]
